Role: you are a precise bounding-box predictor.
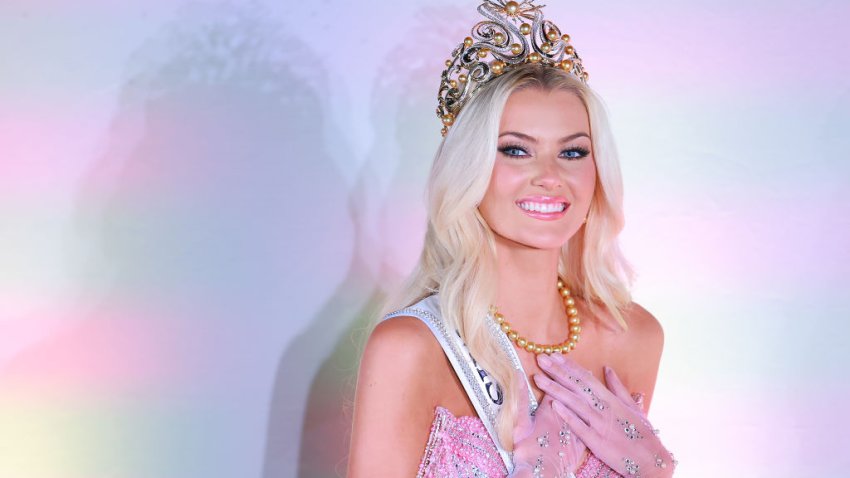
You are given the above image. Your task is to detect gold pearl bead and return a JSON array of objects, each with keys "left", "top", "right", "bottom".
[
  {"left": 540, "top": 43, "right": 552, "bottom": 53},
  {"left": 458, "top": 74, "right": 468, "bottom": 83},
  {"left": 547, "top": 30, "right": 559, "bottom": 41},
  {"left": 560, "top": 288, "right": 570, "bottom": 297},
  {"left": 520, "top": 23, "right": 531, "bottom": 35},
  {"left": 565, "top": 45, "right": 575, "bottom": 55},
  {"left": 449, "top": 80, "right": 457, "bottom": 89},
  {"left": 560, "top": 59, "right": 574, "bottom": 71},
  {"left": 477, "top": 48, "right": 489, "bottom": 58},
  {"left": 528, "top": 52, "right": 541, "bottom": 63},
  {"left": 582, "top": 71, "right": 589, "bottom": 81},
  {"left": 442, "top": 113, "right": 455, "bottom": 126},
  {"left": 464, "top": 36, "right": 473, "bottom": 47},
  {"left": 491, "top": 277, "right": 582, "bottom": 356},
  {"left": 491, "top": 60, "right": 505, "bottom": 74},
  {"left": 565, "top": 297, "right": 575, "bottom": 307},
  {"left": 505, "top": 1, "right": 519, "bottom": 14},
  {"left": 445, "top": 59, "right": 452, "bottom": 67},
  {"left": 562, "top": 34, "right": 571, "bottom": 42},
  {"left": 493, "top": 32, "right": 505, "bottom": 44},
  {"left": 510, "top": 43, "right": 522, "bottom": 55}
]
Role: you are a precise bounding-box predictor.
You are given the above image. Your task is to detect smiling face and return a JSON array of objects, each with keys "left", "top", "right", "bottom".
[{"left": 478, "top": 87, "right": 597, "bottom": 250}]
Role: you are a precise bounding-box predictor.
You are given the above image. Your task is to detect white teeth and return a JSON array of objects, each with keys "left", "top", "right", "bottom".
[{"left": 518, "top": 201, "right": 566, "bottom": 213}]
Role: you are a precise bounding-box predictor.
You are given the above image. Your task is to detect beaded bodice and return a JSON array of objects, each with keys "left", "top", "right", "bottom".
[
  {"left": 383, "top": 295, "right": 624, "bottom": 478},
  {"left": 417, "top": 406, "right": 622, "bottom": 478}
]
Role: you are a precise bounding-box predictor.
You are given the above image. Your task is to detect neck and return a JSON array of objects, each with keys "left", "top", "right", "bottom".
[{"left": 492, "top": 234, "right": 567, "bottom": 341}]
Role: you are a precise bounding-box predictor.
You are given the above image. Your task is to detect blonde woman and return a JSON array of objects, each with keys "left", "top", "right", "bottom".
[{"left": 349, "top": 2, "right": 676, "bottom": 477}]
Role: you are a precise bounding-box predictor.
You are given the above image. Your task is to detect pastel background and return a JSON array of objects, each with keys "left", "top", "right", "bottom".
[{"left": 1, "top": 0, "right": 848, "bottom": 477}]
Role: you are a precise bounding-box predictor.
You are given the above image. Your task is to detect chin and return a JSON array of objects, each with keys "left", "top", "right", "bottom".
[{"left": 500, "top": 231, "right": 573, "bottom": 250}]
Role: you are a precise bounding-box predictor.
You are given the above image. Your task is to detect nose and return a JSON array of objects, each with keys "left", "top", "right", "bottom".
[{"left": 531, "top": 156, "right": 562, "bottom": 190}]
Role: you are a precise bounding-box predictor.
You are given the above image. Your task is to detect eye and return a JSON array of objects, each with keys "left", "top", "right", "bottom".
[
  {"left": 561, "top": 146, "right": 590, "bottom": 160},
  {"left": 498, "top": 144, "right": 530, "bottom": 157}
]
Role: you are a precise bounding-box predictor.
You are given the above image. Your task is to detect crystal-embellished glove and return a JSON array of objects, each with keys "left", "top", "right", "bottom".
[
  {"left": 534, "top": 354, "right": 677, "bottom": 478},
  {"left": 507, "top": 368, "right": 588, "bottom": 478}
]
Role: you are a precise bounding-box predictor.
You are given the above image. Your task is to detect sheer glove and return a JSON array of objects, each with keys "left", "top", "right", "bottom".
[
  {"left": 534, "top": 354, "right": 677, "bottom": 478},
  {"left": 507, "top": 368, "right": 587, "bottom": 478}
]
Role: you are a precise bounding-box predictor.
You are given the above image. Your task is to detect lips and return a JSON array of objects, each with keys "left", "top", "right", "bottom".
[{"left": 515, "top": 195, "right": 570, "bottom": 220}]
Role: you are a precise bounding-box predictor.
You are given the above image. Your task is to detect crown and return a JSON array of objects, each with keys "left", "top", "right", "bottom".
[{"left": 437, "top": 0, "right": 589, "bottom": 136}]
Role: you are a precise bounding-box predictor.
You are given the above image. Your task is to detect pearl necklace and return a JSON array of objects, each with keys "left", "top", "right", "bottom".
[{"left": 490, "top": 279, "right": 582, "bottom": 355}]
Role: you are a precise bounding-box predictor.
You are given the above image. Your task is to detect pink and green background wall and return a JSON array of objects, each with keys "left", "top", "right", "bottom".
[{"left": 1, "top": 0, "right": 848, "bottom": 477}]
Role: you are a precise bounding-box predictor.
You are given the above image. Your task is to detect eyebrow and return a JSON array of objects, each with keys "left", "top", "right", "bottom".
[{"left": 498, "top": 131, "right": 590, "bottom": 143}]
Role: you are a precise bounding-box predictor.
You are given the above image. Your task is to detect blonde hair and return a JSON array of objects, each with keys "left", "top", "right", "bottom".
[{"left": 377, "top": 64, "right": 634, "bottom": 450}]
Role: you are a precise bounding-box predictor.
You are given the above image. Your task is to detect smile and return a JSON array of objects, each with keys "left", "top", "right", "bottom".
[{"left": 516, "top": 197, "right": 570, "bottom": 220}]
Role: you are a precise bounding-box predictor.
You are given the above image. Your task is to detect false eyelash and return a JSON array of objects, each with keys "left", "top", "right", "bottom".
[{"left": 498, "top": 143, "right": 591, "bottom": 159}]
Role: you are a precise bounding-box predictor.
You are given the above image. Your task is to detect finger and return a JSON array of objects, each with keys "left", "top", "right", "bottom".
[
  {"left": 603, "top": 365, "right": 632, "bottom": 404},
  {"left": 511, "top": 368, "right": 533, "bottom": 442},
  {"left": 549, "top": 352, "right": 593, "bottom": 378},
  {"left": 604, "top": 365, "right": 645, "bottom": 414},
  {"left": 551, "top": 399, "right": 592, "bottom": 439},
  {"left": 537, "top": 355, "right": 599, "bottom": 398},
  {"left": 532, "top": 374, "right": 595, "bottom": 425}
]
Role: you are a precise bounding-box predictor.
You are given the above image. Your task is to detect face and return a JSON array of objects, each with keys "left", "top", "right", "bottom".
[{"left": 478, "top": 87, "right": 596, "bottom": 250}]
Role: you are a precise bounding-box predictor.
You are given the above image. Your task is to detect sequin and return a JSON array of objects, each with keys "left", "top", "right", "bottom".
[
  {"left": 418, "top": 406, "right": 507, "bottom": 477},
  {"left": 418, "top": 406, "right": 625, "bottom": 478}
]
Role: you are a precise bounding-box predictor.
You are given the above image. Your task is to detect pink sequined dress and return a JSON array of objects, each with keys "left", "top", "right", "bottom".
[{"left": 416, "top": 406, "right": 623, "bottom": 478}]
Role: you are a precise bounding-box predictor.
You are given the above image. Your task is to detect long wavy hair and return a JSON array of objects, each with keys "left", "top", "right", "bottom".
[{"left": 377, "top": 63, "right": 635, "bottom": 450}]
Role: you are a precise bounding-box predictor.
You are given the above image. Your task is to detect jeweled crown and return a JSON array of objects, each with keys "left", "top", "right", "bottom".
[{"left": 437, "top": 0, "right": 588, "bottom": 136}]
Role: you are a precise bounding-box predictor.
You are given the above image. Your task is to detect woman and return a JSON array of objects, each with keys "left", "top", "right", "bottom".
[{"left": 349, "top": 1, "right": 676, "bottom": 476}]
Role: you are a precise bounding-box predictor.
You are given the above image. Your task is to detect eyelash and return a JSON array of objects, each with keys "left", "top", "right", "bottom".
[{"left": 498, "top": 143, "right": 590, "bottom": 160}]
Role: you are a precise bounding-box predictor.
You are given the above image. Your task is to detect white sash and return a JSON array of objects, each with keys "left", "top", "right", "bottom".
[{"left": 381, "top": 294, "right": 538, "bottom": 472}]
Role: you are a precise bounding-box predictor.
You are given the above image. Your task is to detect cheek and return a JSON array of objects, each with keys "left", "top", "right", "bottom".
[
  {"left": 479, "top": 163, "right": 523, "bottom": 219},
  {"left": 572, "top": 161, "right": 597, "bottom": 195}
]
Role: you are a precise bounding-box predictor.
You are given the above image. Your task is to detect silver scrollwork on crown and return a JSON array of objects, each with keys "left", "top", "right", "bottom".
[{"left": 437, "top": 0, "right": 589, "bottom": 136}]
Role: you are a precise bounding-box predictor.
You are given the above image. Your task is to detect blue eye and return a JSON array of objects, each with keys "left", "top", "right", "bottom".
[
  {"left": 498, "top": 144, "right": 529, "bottom": 157},
  {"left": 561, "top": 147, "right": 590, "bottom": 159}
]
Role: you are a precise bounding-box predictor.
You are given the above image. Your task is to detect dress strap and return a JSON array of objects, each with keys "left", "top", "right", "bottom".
[{"left": 382, "top": 295, "right": 517, "bottom": 472}]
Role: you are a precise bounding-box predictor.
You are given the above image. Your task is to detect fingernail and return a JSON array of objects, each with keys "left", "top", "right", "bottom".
[
  {"left": 551, "top": 353, "right": 566, "bottom": 363},
  {"left": 538, "top": 355, "right": 552, "bottom": 367},
  {"left": 604, "top": 365, "right": 611, "bottom": 375}
]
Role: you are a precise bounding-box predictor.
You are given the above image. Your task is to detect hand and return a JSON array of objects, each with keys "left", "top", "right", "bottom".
[
  {"left": 507, "top": 368, "right": 588, "bottom": 478},
  {"left": 534, "top": 354, "right": 677, "bottom": 478}
]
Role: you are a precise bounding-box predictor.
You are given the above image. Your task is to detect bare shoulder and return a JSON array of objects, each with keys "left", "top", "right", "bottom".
[
  {"left": 618, "top": 302, "right": 666, "bottom": 412},
  {"left": 348, "top": 315, "right": 447, "bottom": 476},
  {"left": 625, "top": 302, "right": 665, "bottom": 349}
]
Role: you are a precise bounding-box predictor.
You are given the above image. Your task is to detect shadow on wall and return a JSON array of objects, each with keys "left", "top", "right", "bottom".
[
  {"left": 287, "top": 5, "right": 477, "bottom": 477},
  {"left": 72, "top": 2, "right": 362, "bottom": 477}
]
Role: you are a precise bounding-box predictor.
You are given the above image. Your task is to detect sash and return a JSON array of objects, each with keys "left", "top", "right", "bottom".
[{"left": 381, "top": 294, "right": 538, "bottom": 472}]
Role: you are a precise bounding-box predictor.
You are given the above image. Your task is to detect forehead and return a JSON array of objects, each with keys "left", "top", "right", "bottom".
[{"left": 499, "top": 88, "right": 590, "bottom": 137}]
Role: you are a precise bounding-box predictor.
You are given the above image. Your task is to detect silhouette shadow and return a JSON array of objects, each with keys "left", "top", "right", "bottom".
[{"left": 72, "top": 3, "right": 354, "bottom": 477}]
